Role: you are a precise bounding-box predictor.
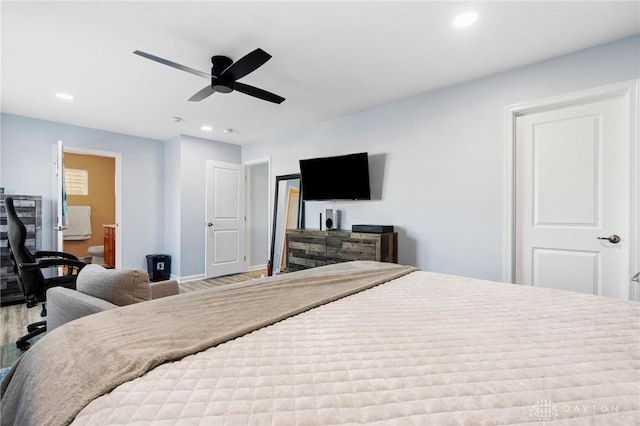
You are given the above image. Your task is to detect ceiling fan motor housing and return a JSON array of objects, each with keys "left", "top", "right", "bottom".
[{"left": 211, "top": 55, "right": 233, "bottom": 92}]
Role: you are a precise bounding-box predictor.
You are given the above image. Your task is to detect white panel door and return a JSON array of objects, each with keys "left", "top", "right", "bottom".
[
  {"left": 205, "top": 160, "right": 246, "bottom": 278},
  {"left": 515, "top": 94, "right": 629, "bottom": 299}
]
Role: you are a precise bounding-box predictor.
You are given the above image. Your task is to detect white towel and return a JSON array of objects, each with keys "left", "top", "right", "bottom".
[{"left": 63, "top": 206, "right": 92, "bottom": 240}]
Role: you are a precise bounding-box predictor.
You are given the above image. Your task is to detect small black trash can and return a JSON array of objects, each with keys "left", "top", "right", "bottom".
[{"left": 146, "top": 254, "right": 171, "bottom": 282}]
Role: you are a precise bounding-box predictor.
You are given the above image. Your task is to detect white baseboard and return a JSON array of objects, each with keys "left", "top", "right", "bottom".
[{"left": 174, "top": 273, "right": 205, "bottom": 283}]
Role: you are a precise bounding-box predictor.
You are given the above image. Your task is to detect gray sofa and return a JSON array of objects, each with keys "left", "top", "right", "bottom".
[{"left": 46, "top": 264, "right": 179, "bottom": 331}]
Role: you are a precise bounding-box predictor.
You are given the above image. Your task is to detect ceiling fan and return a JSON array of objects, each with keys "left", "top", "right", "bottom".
[{"left": 133, "top": 48, "right": 285, "bottom": 104}]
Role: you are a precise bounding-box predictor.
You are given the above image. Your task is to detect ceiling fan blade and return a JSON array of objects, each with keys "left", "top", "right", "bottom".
[
  {"left": 222, "top": 48, "right": 272, "bottom": 81},
  {"left": 133, "top": 50, "right": 211, "bottom": 79},
  {"left": 234, "top": 82, "right": 285, "bottom": 104},
  {"left": 188, "top": 85, "right": 216, "bottom": 102}
]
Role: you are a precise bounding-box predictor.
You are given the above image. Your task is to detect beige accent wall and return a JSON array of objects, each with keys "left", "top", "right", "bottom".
[{"left": 63, "top": 153, "right": 115, "bottom": 259}]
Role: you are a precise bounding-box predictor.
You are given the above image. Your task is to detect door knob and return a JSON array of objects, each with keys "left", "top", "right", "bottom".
[
  {"left": 206, "top": 222, "right": 213, "bottom": 227},
  {"left": 597, "top": 234, "right": 620, "bottom": 244}
]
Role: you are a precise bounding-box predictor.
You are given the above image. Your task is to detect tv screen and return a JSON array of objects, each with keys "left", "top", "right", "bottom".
[{"left": 299, "top": 152, "right": 371, "bottom": 201}]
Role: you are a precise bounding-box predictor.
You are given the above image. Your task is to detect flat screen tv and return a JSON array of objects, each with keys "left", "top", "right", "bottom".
[{"left": 299, "top": 152, "right": 371, "bottom": 201}]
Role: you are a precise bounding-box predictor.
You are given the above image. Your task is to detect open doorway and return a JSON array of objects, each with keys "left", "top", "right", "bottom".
[
  {"left": 245, "top": 158, "right": 270, "bottom": 272},
  {"left": 62, "top": 150, "right": 118, "bottom": 268}
]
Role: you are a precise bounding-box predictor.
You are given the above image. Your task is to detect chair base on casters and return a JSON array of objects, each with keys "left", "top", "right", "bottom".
[{"left": 16, "top": 320, "right": 46, "bottom": 351}]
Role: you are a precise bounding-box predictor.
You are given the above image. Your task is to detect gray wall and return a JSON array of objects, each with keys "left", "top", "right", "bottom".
[
  {"left": 0, "top": 117, "right": 241, "bottom": 278},
  {"left": 2, "top": 36, "right": 637, "bottom": 281},
  {"left": 163, "top": 135, "right": 182, "bottom": 276},
  {"left": 0, "top": 113, "right": 165, "bottom": 270},
  {"left": 242, "top": 35, "right": 640, "bottom": 281},
  {"left": 177, "top": 135, "right": 241, "bottom": 278}
]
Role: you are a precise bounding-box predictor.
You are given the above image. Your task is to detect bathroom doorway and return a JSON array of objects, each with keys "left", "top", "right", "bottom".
[{"left": 61, "top": 148, "right": 119, "bottom": 268}]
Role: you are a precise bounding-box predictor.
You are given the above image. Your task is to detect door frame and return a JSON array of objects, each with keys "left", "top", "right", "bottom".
[
  {"left": 63, "top": 146, "right": 123, "bottom": 269},
  {"left": 503, "top": 80, "right": 639, "bottom": 299}
]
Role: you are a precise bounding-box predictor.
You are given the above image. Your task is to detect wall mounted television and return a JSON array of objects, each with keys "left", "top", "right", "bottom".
[{"left": 299, "top": 152, "right": 371, "bottom": 201}]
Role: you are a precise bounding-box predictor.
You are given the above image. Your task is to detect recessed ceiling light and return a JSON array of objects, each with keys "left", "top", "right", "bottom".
[
  {"left": 454, "top": 12, "right": 478, "bottom": 28},
  {"left": 55, "top": 92, "right": 74, "bottom": 101},
  {"left": 201, "top": 125, "right": 213, "bottom": 132}
]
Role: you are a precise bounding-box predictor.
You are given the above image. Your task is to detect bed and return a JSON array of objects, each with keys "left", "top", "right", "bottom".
[{"left": 1, "top": 261, "right": 638, "bottom": 425}]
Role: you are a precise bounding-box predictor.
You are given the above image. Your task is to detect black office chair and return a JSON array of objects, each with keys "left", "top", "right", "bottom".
[{"left": 5, "top": 196, "right": 87, "bottom": 350}]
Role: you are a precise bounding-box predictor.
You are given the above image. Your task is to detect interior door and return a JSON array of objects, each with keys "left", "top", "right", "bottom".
[
  {"left": 205, "top": 160, "right": 246, "bottom": 277},
  {"left": 515, "top": 93, "right": 630, "bottom": 299}
]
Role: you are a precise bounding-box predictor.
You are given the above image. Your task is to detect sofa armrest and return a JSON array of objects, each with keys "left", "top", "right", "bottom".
[
  {"left": 46, "top": 286, "right": 118, "bottom": 331},
  {"left": 149, "top": 280, "right": 180, "bottom": 299}
]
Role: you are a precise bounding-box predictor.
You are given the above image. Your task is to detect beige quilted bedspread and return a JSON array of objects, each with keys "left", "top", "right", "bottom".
[
  {"left": 72, "top": 271, "right": 640, "bottom": 425},
  {"left": 0, "top": 261, "right": 416, "bottom": 426}
]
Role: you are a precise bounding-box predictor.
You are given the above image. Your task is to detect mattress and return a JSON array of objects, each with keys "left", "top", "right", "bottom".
[
  {"left": 0, "top": 261, "right": 415, "bottom": 425},
  {"left": 72, "top": 270, "right": 640, "bottom": 425}
]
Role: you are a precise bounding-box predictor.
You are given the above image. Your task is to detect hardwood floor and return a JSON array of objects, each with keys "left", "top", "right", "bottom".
[
  {"left": 1, "top": 303, "right": 43, "bottom": 369},
  {"left": 179, "top": 269, "right": 265, "bottom": 292},
  {"left": 0, "top": 269, "right": 266, "bottom": 369}
]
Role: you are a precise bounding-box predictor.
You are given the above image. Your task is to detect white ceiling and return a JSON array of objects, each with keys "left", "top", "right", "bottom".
[{"left": 2, "top": 1, "right": 638, "bottom": 145}]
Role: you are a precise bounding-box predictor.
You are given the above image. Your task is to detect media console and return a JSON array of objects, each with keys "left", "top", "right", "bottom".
[{"left": 285, "top": 229, "right": 398, "bottom": 272}]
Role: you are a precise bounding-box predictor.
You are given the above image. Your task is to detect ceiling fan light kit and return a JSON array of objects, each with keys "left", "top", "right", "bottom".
[{"left": 133, "top": 48, "right": 285, "bottom": 104}]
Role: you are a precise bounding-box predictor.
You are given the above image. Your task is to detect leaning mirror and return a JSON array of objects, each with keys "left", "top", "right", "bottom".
[{"left": 269, "top": 174, "right": 302, "bottom": 275}]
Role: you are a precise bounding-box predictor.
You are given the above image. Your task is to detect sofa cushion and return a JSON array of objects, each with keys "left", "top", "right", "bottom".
[{"left": 76, "top": 264, "right": 151, "bottom": 306}]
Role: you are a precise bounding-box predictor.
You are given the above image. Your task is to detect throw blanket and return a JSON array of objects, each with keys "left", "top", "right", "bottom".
[{"left": 0, "top": 261, "right": 416, "bottom": 426}]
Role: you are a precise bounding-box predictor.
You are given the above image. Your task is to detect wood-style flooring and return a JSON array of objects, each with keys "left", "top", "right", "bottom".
[
  {"left": 179, "top": 269, "right": 265, "bottom": 292},
  {"left": 0, "top": 303, "right": 43, "bottom": 369},
  {"left": 0, "top": 269, "right": 266, "bottom": 369}
]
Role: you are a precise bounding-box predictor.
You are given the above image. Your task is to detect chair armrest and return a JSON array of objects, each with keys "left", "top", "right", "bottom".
[
  {"left": 35, "top": 251, "right": 80, "bottom": 261},
  {"left": 20, "top": 258, "right": 86, "bottom": 271},
  {"left": 149, "top": 280, "right": 180, "bottom": 299},
  {"left": 46, "top": 287, "right": 118, "bottom": 331}
]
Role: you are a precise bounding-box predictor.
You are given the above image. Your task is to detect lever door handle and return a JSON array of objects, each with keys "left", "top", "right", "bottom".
[
  {"left": 632, "top": 272, "right": 640, "bottom": 283},
  {"left": 597, "top": 234, "right": 620, "bottom": 244}
]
